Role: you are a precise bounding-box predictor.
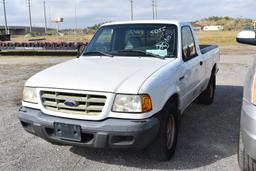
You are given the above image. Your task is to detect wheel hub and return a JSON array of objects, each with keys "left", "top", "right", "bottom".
[{"left": 166, "top": 114, "right": 175, "bottom": 150}]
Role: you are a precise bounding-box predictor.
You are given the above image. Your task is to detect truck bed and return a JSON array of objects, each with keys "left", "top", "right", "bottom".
[{"left": 200, "top": 45, "right": 218, "bottom": 54}]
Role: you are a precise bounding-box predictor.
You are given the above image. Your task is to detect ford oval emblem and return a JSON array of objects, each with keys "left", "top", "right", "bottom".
[{"left": 64, "top": 100, "right": 79, "bottom": 107}]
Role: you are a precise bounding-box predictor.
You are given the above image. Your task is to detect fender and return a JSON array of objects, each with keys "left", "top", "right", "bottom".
[
  {"left": 161, "top": 85, "right": 181, "bottom": 113},
  {"left": 139, "top": 59, "right": 182, "bottom": 116}
]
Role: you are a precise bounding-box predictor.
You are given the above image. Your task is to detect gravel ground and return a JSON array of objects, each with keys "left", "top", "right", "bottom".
[{"left": 0, "top": 55, "right": 254, "bottom": 171}]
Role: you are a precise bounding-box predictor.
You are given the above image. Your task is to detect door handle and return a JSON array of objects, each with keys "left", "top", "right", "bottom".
[
  {"left": 179, "top": 76, "right": 185, "bottom": 81},
  {"left": 200, "top": 61, "right": 203, "bottom": 66}
]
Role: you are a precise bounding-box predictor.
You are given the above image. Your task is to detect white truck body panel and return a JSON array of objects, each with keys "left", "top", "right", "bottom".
[{"left": 26, "top": 57, "right": 172, "bottom": 94}]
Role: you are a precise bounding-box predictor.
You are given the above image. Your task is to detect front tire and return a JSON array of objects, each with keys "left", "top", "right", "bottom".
[
  {"left": 147, "top": 103, "right": 178, "bottom": 161},
  {"left": 238, "top": 131, "right": 256, "bottom": 171}
]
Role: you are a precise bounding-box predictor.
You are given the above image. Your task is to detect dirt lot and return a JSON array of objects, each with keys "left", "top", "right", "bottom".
[{"left": 0, "top": 52, "right": 255, "bottom": 171}]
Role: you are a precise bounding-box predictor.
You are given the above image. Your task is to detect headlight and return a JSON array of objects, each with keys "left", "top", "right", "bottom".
[
  {"left": 112, "top": 94, "right": 152, "bottom": 113},
  {"left": 23, "top": 87, "right": 38, "bottom": 104}
]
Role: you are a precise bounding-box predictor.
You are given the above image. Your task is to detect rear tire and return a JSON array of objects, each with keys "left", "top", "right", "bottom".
[
  {"left": 147, "top": 103, "right": 178, "bottom": 161},
  {"left": 198, "top": 75, "right": 216, "bottom": 105},
  {"left": 238, "top": 131, "right": 256, "bottom": 171}
]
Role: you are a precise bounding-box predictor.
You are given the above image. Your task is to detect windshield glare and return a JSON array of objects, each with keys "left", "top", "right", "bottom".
[{"left": 85, "top": 24, "right": 177, "bottom": 58}]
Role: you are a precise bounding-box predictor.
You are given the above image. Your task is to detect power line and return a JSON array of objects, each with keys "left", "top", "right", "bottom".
[{"left": 2, "top": 0, "right": 8, "bottom": 34}]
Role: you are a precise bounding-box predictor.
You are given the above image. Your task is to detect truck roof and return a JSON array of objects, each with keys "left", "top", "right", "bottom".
[{"left": 101, "top": 20, "right": 190, "bottom": 27}]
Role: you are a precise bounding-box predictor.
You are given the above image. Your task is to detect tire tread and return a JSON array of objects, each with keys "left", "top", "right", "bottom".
[
  {"left": 198, "top": 75, "right": 215, "bottom": 105},
  {"left": 238, "top": 131, "right": 256, "bottom": 171},
  {"left": 147, "top": 103, "right": 178, "bottom": 161}
]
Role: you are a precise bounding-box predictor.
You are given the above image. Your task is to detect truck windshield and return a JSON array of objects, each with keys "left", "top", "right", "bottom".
[{"left": 84, "top": 24, "right": 177, "bottom": 58}]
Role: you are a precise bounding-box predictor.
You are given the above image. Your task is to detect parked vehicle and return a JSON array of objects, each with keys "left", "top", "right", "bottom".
[
  {"left": 18, "top": 20, "right": 219, "bottom": 161},
  {"left": 0, "top": 34, "right": 10, "bottom": 41},
  {"left": 237, "top": 30, "right": 256, "bottom": 45},
  {"left": 237, "top": 30, "right": 256, "bottom": 170}
]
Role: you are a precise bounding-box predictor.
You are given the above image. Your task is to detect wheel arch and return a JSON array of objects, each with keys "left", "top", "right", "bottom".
[
  {"left": 212, "top": 63, "right": 217, "bottom": 76},
  {"left": 164, "top": 93, "right": 181, "bottom": 121}
]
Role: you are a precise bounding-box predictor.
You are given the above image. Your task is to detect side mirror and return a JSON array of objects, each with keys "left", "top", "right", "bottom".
[
  {"left": 236, "top": 30, "right": 256, "bottom": 45},
  {"left": 77, "top": 43, "right": 87, "bottom": 57}
]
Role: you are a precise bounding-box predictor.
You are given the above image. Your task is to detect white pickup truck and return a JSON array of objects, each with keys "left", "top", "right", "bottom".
[{"left": 18, "top": 20, "right": 219, "bottom": 161}]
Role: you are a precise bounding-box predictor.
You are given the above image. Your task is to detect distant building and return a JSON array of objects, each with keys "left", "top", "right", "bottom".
[
  {"left": 193, "top": 27, "right": 202, "bottom": 31},
  {"left": 0, "top": 26, "right": 26, "bottom": 35},
  {"left": 203, "top": 25, "right": 224, "bottom": 31},
  {"left": 0, "top": 26, "right": 53, "bottom": 35}
]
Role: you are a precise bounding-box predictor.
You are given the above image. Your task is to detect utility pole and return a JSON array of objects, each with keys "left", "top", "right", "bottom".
[
  {"left": 2, "top": 0, "right": 8, "bottom": 34},
  {"left": 43, "top": 0, "right": 47, "bottom": 34},
  {"left": 152, "top": 0, "right": 155, "bottom": 20},
  {"left": 155, "top": 0, "right": 157, "bottom": 19},
  {"left": 74, "top": 5, "right": 77, "bottom": 32},
  {"left": 130, "top": 0, "right": 134, "bottom": 20},
  {"left": 28, "top": 0, "right": 32, "bottom": 33}
]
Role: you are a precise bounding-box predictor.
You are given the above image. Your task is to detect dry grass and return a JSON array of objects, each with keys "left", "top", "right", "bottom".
[
  {"left": 9, "top": 31, "right": 256, "bottom": 55},
  {"left": 195, "top": 31, "right": 256, "bottom": 54},
  {"left": 195, "top": 31, "right": 239, "bottom": 46},
  {"left": 12, "top": 31, "right": 238, "bottom": 45}
]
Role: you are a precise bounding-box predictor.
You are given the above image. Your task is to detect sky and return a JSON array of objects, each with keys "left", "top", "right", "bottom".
[{"left": 1, "top": 0, "right": 256, "bottom": 29}]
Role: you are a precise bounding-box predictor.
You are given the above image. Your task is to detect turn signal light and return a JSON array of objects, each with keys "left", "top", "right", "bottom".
[
  {"left": 141, "top": 95, "right": 152, "bottom": 112},
  {"left": 252, "top": 77, "right": 256, "bottom": 105}
]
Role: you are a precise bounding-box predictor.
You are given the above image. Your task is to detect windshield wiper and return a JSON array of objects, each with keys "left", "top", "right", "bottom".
[
  {"left": 117, "top": 49, "right": 165, "bottom": 59},
  {"left": 83, "top": 51, "right": 113, "bottom": 57}
]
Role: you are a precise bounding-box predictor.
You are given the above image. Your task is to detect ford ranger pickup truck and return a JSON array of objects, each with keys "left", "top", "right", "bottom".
[{"left": 18, "top": 20, "right": 219, "bottom": 161}]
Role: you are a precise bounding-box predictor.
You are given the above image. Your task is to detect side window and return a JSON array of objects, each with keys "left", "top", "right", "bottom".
[
  {"left": 181, "top": 26, "right": 197, "bottom": 61},
  {"left": 92, "top": 28, "right": 114, "bottom": 52}
]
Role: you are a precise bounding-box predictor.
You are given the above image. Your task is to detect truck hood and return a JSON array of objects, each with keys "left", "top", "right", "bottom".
[{"left": 26, "top": 56, "right": 172, "bottom": 94}]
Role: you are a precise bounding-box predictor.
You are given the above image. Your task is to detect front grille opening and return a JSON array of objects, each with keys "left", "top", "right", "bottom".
[
  {"left": 89, "top": 102, "right": 105, "bottom": 106},
  {"left": 58, "top": 92, "right": 87, "bottom": 98},
  {"left": 111, "top": 135, "right": 134, "bottom": 144},
  {"left": 20, "top": 121, "right": 29, "bottom": 127},
  {"left": 58, "top": 108, "right": 86, "bottom": 112},
  {"left": 90, "top": 95, "right": 106, "bottom": 98},
  {"left": 20, "top": 121, "right": 35, "bottom": 133},
  {"left": 45, "top": 127, "right": 54, "bottom": 136},
  {"left": 81, "top": 133, "right": 94, "bottom": 143},
  {"left": 43, "top": 98, "right": 55, "bottom": 102}
]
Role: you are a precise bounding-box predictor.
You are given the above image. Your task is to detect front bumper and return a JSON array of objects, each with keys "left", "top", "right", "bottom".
[
  {"left": 17, "top": 106, "right": 160, "bottom": 149},
  {"left": 241, "top": 100, "right": 256, "bottom": 159}
]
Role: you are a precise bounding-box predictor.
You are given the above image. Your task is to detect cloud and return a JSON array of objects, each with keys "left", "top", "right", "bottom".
[{"left": 0, "top": 0, "right": 255, "bottom": 29}]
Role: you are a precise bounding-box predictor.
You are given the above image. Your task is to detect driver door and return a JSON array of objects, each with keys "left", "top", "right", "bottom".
[{"left": 179, "top": 26, "right": 204, "bottom": 109}]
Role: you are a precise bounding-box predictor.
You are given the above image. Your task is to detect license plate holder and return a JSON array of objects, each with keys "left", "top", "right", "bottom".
[{"left": 54, "top": 123, "right": 81, "bottom": 142}]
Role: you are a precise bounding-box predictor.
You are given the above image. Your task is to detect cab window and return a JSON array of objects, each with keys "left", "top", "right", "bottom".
[
  {"left": 181, "top": 26, "right": 197, "bottom": 61},
  {"left": 91, "top": 28, "right": 114, "bottom": 52}
]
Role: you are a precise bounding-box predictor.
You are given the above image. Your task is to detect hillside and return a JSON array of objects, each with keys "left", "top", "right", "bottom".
[{"left": 193, "top": 16, "right": 254, "bottom": 31}]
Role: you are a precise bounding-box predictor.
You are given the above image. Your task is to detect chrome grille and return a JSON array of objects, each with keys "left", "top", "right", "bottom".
[{"left": 41, "top": 91, "right": 107, "bottom": 116}]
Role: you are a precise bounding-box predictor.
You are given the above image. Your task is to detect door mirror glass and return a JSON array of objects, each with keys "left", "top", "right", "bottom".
[
  {"left": 183, "top": 46, "right": 192, "bottom": 58},
  {"left": 236, "top": 30, "right": 256, "bottom": 45}
]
